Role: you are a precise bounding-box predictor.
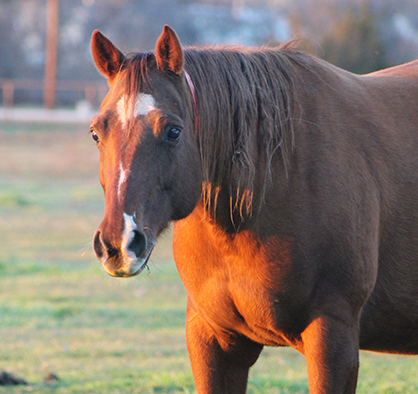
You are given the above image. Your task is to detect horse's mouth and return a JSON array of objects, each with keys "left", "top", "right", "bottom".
[{"left": 104, "top": 245, "right": 154, "bottom": 278}]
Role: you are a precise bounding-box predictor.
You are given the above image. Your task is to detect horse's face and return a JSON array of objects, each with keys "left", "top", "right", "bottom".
[{"left": 90, "top": 27, "right": 201, "bottom": 277}]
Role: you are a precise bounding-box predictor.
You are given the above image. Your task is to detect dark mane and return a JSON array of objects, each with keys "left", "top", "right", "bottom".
[
  {"left": 122, "top": 45, "right": 309, "bottom": 222},
  {"left": 184, "top": 46, "right": 307, "bottom": 220}
]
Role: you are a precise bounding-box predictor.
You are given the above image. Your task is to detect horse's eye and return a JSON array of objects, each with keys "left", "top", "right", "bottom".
[
  {"left": 91, "top": 131, "right": 99, "bottom": 143},
  {"left": 166, "top": 127, "right": 181, "bottom": 142}
]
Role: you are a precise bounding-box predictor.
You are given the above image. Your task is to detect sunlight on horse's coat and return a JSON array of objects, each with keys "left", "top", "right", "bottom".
[{"left": 116, "top": 93, "right": 156, "bottom": 128}]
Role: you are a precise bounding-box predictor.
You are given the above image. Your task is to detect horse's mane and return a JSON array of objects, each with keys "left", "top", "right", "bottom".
[
  {"left": 122, "top": 45, "right": 309, "bottom": 224},
  {"left": 184, "top": 45, "right": 308, "bottom": 222}
]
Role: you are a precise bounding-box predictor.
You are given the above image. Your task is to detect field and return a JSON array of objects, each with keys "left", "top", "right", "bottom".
[{"left": 0, "top": 122, "right": 417, "bottom": 394}]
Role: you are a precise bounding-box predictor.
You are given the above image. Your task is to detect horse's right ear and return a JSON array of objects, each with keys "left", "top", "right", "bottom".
[
  {"left": 91, "top": 30, "right": 125, "bottom": 79},
  {"left": 156, "top": 25, "right": 183, "bottom": 74}
]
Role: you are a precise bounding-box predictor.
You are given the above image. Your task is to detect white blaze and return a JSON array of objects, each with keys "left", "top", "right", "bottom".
[
  {"left": 134, "top": 93, "right": 156, "bottom": 116},
  {"left": 117, "top": 93, "right": 156, "bottom": 128},
  {"left": 117, "top": 163, "right": 128, "bottom": 199},
  {"left": 121, "top": 213, "right": 138, "bottom": 261}
]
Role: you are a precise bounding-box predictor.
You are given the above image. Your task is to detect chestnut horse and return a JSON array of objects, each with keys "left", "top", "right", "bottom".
[{"left": 90, "top": 26, "right": 418, "bottom": 393}]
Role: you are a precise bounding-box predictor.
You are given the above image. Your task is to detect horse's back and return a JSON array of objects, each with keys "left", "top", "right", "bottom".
[
  {"left": 360, "top": 59, "right": 418, "bottom": 128},
  {"left": 367, "top": 59, "right": 418, "bottom": 78}
]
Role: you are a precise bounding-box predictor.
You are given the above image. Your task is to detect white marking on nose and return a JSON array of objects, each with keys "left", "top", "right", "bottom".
[
  {"left": 121, "top": 213, "right": 138, "bottom": 261},
  {"left": 117, "top": 163, "right": 128, "bottom": 199},
  {"left": 116, "top": 93, "right": 156, "bottom": 128}
]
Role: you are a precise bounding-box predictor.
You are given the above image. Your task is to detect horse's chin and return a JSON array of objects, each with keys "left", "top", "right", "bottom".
[{"left": 103, "top": 246, "right": 154, "bottom": 278}]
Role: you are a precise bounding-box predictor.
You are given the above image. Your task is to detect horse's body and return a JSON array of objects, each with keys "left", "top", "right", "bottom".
[{"left": 90, "top": 26, "right": 418, "bottom": 393}]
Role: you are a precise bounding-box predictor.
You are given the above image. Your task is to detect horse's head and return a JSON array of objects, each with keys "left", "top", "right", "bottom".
[{"left": 90, "top": 26, "right": 201, "bottom": 277}]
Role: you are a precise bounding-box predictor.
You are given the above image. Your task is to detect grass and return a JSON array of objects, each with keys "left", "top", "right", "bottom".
[{"left": 0, "top": 122, "right": 417, "bottom": 393}]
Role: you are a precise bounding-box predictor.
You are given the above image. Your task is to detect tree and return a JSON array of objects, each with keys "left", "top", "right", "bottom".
[{"left": 320, "top": 3, "right": 387, "bottom": 74}]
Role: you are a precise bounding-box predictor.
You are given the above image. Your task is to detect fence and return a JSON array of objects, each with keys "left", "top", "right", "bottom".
[{"left": 0, "top": 79, "right": 108, "bottom": 109}]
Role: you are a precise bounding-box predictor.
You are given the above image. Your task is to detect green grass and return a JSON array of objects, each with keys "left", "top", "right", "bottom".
[{"left": 0, "top": 122, "right": 417, "bottom": 393}]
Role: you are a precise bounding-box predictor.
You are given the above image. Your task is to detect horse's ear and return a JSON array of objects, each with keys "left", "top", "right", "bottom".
[
  {"left": 91, "top": 30, "right": 125, "bottom": 79},
  {"left": 156, "top": 25, "right": 184, "bottom": 74}
]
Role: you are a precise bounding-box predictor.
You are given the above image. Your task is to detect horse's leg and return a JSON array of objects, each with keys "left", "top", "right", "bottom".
[
  {"left": 301, "top": 313, "right": 360, "bottom": 394},
  {"left": 186, "top": 300, "right": 263, "bottom": 394}
]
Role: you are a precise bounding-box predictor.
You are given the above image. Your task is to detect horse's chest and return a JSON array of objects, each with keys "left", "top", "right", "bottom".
[{"left": 173, "top": 216, "right": 302, "bottom": 346}]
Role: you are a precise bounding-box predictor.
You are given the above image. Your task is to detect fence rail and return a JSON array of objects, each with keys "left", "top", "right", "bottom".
[{"left": 0, "top": 79, "right": 108, "bottom": 108}]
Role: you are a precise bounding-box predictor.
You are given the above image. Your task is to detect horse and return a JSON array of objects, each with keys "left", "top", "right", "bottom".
[{"left": 90, "top": 25, "right": 418, "bottom": 393}]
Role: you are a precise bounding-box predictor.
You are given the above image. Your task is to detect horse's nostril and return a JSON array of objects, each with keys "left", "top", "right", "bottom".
[
  {"left": 93, "top": 230, "right": 104, "bottom": 259},
  {"left": 94, "top": 225, "right": 147, "bottom": 263},
  {"left": 127, "top": 230, "right": 147, "bottom": 259},
  {"left": 94, "top": 230, "right": 118, "bottom": 260},
  {"left": 107, "top": 247, "right": 118, "bottom": 258}
]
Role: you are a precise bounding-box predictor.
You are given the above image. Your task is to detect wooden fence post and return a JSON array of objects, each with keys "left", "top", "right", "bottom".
[
  {"left": 44, "top": 0, "right": 59, "bottom": 109},
  {"left": 2, "top": 82, "right": 14, "bottom": 108}
]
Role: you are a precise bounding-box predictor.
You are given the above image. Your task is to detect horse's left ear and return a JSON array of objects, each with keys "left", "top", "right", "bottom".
[{"left": 156, "top": 25, "right": 184, "bottom": 74}]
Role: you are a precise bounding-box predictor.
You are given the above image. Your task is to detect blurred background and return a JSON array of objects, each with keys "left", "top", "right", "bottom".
[{"left": 1, "top": 0, "right": 418, "bottom": 111}]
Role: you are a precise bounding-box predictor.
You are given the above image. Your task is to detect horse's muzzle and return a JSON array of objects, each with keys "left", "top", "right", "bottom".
[{"left": 93, "top": 223, "right": 155, "bottom": 277}]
